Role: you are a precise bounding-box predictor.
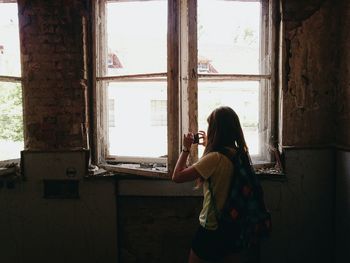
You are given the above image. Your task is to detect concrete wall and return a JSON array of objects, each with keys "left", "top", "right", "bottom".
[
  {"left": 262, "top": 149, "right": 334, "bottom": 263},
  {"left": 0, "top": 178, "right": 117, "bottom": 263},
  {"left": 335, "top": 1, "right": 350, "bottom": 263},
  {"left": 117, "top": 196, "right": 202, "bottom": 263},
  {"left": 335, "top": 151, "right": 350, "bottom": 262}
]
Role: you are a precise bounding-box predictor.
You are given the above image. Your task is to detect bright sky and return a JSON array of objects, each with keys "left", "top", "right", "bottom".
[
  {"left": 106, "top": 0, "right": 261, "bottom": 75},
  {"left": 0, "top": 4, "right": 18, "bottom": 25}
]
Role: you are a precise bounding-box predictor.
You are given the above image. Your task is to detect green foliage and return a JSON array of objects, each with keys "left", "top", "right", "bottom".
[
  {"left": 0, "top": 82, "right": 23, "bottom": 142},
  {"left": 232, "top": 26, "right": 258, "bottom": 46}
]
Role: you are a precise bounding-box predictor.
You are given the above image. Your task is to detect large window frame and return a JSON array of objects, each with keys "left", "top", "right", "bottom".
[{"left": 93, "top": 0, "right": 277, "bottom": 176}]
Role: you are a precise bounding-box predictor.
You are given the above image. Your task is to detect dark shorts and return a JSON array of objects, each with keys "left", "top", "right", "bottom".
[{"left": 191, "top": 225, "right": 241, "bottom": 262}]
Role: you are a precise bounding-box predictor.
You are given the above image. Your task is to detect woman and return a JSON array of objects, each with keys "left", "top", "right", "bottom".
[{"left": 172, "top": 106, "right": 251, "bottom": 263}]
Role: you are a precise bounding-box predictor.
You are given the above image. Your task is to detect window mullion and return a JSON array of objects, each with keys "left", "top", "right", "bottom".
[
  {"left": 187, "top": 0, "right": 198, "bottom": 164},
  {"left": 178, "top": 0, "right": 198, "bottom": 164},
  {"left": 93, "top": 0, "right": 108, "bottom": 164},
  {"left": 167, "top": 0, "right": 180, "bottom": 174}
]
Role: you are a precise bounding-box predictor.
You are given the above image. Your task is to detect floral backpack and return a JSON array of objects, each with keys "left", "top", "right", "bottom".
[{"left": 208, "top": 148, "right": 272, "bottom": 250}]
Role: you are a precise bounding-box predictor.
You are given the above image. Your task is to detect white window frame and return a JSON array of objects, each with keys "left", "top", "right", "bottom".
[{"left": 93, "top": 0, "right": 277, "bottom": 176}]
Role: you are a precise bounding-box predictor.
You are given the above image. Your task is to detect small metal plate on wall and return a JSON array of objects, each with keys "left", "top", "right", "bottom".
[{"left": 43, "top": 179, "right": 79, "bottom": 199}]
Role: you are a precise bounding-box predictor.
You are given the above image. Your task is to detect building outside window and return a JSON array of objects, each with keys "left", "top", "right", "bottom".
[
  {"left": 151, "top": 100, "right": 167, "bottom": 127},
  {"left": 94, "top": 0, "right": 276, "bottom": 173},
  {"left": 0, "top": 1, "right": 23, "bottom": 161}
]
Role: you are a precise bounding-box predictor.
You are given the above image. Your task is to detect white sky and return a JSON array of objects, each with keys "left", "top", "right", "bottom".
[{"left": 106, "top": 0, "right": 261, "bottom": 75}]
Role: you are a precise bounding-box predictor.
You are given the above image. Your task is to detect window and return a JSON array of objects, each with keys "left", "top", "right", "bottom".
[
  {"left": 94, "top": 0, "right": 276, "bottom": 174},
  {"left": 0, "top": 1, "right": 23, "bottom": 161}
]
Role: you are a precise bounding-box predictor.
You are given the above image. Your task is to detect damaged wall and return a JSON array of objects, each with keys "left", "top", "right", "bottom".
[
  {"left": 281, "top": 0, "right": 338, "bottom": 146},
  {"left": 336, "top": 0, "right": 350, "bottom": 147},
  {"left": 19, "top": 0, "right": 89, "bottom": 150},
  {"left": 0, "top": 1, "right": 117, "bottom": 263}
]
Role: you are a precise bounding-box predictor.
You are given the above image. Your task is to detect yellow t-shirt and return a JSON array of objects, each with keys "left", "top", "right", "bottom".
[{"left": 193, "top": 150, "right": 235, "bottom": 230}]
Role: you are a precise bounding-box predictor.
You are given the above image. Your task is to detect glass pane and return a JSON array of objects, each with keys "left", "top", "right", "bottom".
[
  {"left": 0, "top": 82, "right": 24, "bottom": 160},
  {"left": 107, "top": 81, "right": 167, "bottom": 158},
  {"left": 0, "top": 3, "right": 21, "bottom": 77},
  {"left": 198, "top": 81, "right": 260, "bottom": 156},
  {"left": 198, "top": 0, "right": 261, "bottom": 74},
  {"left": 106, "top": 0, "right": 167, "bottom": 76}
]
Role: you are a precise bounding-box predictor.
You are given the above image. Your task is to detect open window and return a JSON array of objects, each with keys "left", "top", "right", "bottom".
[
  {"left": 94, "top": 0, "right": 277, "bottom": 176},
  {"left": 0, "top": 0, "right": 23, "bottom": 161}
]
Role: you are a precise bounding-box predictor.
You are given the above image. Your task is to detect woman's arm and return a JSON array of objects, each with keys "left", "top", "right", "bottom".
[{"left": 172, "top": 133, "right": 202, "bottom": 183}]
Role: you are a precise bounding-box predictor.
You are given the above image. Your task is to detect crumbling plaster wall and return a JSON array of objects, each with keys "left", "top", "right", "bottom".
[
  {"left": 336, "top": 0, "right": 350, "bottom": 146},
  {"left": 281, "top": 0, "right": 338, "bottom": 146}
]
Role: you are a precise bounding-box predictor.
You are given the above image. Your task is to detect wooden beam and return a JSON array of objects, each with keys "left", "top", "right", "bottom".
[
  {"left": 187, "top": 0, "right": 198, "bottom": 163},
  {"left": 167, "top": 0, "right": 180, "bottom": 175},
  {"left": 0, "top": 76, "right": 22, "bottom": 82},
  {"left": 197, "top": 73, "right": 271, "bottom": 81},
  {"left": 96, "top": 72, "right": 167, "bottom": 81}
]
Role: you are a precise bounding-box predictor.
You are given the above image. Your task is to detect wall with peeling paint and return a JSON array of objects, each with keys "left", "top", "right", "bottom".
[
  {"left": 336, "top": 0, "right": 350, "bottom": 146},
  {"left": 281, "top": 0, "right": 338, "bottom": 146}
]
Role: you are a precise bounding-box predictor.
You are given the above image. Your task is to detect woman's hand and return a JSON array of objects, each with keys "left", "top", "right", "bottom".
[
  {"left": 198, "top": 130, "right": 207, "bottom": 147},
  {"left": 172, "top": 132, "right": 202, "bottom": 183},
  {"left": 183, "top": 132, "right": 194, "bottom": 149}
]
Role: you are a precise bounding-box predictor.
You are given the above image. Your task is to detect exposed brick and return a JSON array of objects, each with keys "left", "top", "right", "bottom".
[{"left": 19, "top": 0, "right": 88, "bottom": 150}]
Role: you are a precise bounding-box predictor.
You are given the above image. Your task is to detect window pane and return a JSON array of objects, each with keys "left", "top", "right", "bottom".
[
  {"left": 107, "top": 81, "right": 167, "bottom": 158},
  {"left": 0, "top": 3, "right": 21, "bottom": 77},
  {"left": 198, "top": 0, "right": 261, "bottom": 74},
  {"left": 198, "top": 81, "right": 260, "bottom": 156},
  {"left": 0, "top": 82, "right": 24, "bottom": 160},
  {"left": 106, "top": 0, "right": 167, "bottom": 76}
]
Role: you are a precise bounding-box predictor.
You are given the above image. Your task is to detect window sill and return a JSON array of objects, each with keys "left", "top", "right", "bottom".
[
  {"left": 100, "top": 163, "right": 169, "bottom": 179},
  {"left": 98, "top": 161, "right": 285, "bottom": 181}
]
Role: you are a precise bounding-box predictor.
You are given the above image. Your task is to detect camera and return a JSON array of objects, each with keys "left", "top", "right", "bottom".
[{"left": 193, "top": 133, "right": 200, "bottom": 144}]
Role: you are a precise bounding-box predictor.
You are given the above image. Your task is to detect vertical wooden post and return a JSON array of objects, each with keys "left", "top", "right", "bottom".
[
  {"left": 167, "top": 0, "right": 180, "bottom": 174},
  {"left": 187, "top": 0, "right": 198, "bottom": 164}
]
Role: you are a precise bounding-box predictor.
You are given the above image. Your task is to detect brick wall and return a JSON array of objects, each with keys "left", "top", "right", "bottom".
[{"left": 18, "top": 0, "right": 89, "bottom": 150}]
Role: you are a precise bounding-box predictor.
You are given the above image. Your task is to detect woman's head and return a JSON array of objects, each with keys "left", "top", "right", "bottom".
[{"left": 204, "top": 106, "right": 248, "bottom": 155}]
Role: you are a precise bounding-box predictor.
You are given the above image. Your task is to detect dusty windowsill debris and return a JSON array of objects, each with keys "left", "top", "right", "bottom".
[{"left": 106, "top": 161, "right": 167, "bottom": 172}]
